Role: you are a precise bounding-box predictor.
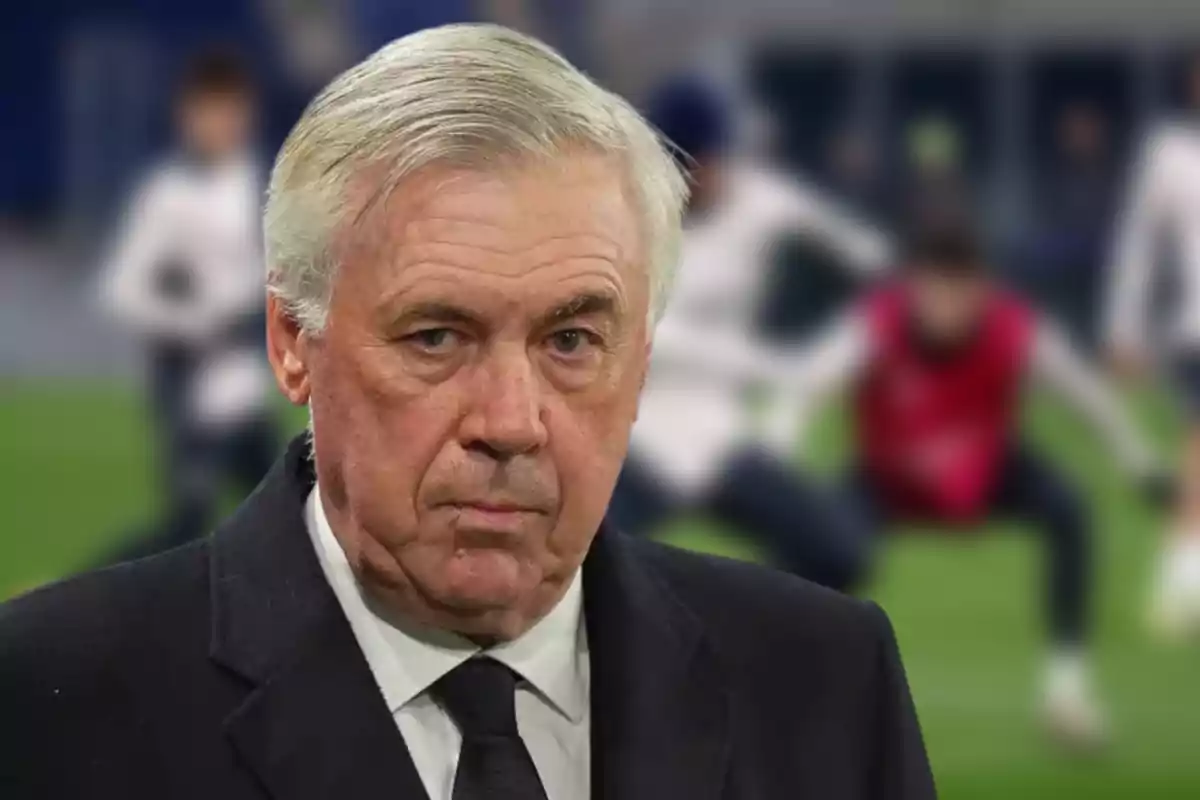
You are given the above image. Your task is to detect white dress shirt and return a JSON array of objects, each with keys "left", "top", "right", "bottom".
[
  {"left": 633, "top": 160, "right": 889, "bottom": 498},
  {"left": 305, "top": 488, "right": 591, "bottom": 800}
]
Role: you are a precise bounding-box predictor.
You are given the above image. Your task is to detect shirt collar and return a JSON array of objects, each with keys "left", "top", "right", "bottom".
[
  {"left": 305, "top": 486, "right": 588, "bottom": 724},
  {"left": 488, "top": 562, "right": 587, "bottom": 723}
]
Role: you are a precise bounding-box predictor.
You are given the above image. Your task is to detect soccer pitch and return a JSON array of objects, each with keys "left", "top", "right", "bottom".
[{"left": 2, "top": 381, "right": 1198, "bottom": 798}]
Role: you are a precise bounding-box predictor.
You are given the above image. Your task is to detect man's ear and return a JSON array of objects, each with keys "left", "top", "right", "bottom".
[{"left": 266, "top": 293, "right": 312, "bottom": 406}]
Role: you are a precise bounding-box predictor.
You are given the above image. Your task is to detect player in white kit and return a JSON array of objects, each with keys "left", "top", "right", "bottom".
[
  {"left": 99, "top": 49, "right": 279, "bottom": 563},
  {"left": 1105, "top": 55, "right": 1200, "bottom": 638},
  {"left": 609, "top": 78, "right": 890, "bottom": 586}
]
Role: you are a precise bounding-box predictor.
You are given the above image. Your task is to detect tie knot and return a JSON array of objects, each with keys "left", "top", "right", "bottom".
[{"left": 433, "top": 657, "right": 521, "bottom": 738}]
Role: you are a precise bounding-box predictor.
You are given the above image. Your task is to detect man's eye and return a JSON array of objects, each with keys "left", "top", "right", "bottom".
[
  {"left": 548, "top": 329, "right": 595, "bottom": 356},
  {"left": 405, "top": 328, "right": 459, "bottom": 353}
]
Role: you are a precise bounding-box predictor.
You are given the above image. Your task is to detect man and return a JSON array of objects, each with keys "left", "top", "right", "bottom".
[
  {"left": 764, "top": 221, "right": 1164, "bottom": 749},
  {"left": 1105, "top": 53, "right": 1200, "bottom": 638},
  {"left": 1022, "top": 102, "right": 1117, "bottom": 351},
  {"left": 98, "top": 48, "right": 278, "bottom": 564},
  {"left": 0, "top": 24, "right": 935, "bottom": 800},
  {"left": 610, "top": 77, "right": 889, "bottom": 589}
]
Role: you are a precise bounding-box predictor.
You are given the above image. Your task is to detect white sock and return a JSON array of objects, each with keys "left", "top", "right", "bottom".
[
  {"left": 1163, "top": 536, "right": 1200, "bottom": 589},
  {"left": 1043, "top": 647, "right": 1107, "bottom": 741},
  {"left": 1045, "top": 646, "right": 1090, "bottom": 701}
]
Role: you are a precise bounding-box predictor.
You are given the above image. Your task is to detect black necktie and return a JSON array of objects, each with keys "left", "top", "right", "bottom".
[{"left": 432, "top": 657, "right": 550, "bottom": 800}]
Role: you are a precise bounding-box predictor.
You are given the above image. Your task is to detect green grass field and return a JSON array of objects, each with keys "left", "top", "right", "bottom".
[{"left": 2, "top": 380, "right": 1199, "bottom": 798}]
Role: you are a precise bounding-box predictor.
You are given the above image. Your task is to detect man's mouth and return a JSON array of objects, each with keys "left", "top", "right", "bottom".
[
  {"left": 445, "top": 502, "right": 545, "bottom": 535},
  {"left": 457, "top": 501, "right": 538, "bottom": 514}
]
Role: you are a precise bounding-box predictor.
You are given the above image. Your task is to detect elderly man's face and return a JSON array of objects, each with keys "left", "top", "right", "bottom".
[{"left": 268, "top": 154, "right": 649, "bottom": 639}]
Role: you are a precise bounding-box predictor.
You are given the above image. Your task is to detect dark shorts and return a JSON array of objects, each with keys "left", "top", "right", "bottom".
[
  {"left": 1172, "top": 351, "right": 1200, "bottom": 421},
  {"left": 842, "top": 442, "right": 1084, "bottom": 535}
]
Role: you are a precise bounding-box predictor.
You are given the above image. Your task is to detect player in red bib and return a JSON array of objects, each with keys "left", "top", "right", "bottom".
[
  {"left": 763, "top": 220, "right": 1167, "bottom": 749},
  {"left": 854, "top": 282, "right": 1037, "bottom": 522}
]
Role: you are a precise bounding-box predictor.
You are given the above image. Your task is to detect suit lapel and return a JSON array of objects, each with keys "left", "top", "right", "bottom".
[
  {"left": 209, "top": 438, "right": 428, "bottom": 800},
  {"left": 222, "top": 610, "right": 428, "bottom": 800},
  {"left": 584, "top": 527, "right": 732, "bottom": 800}
]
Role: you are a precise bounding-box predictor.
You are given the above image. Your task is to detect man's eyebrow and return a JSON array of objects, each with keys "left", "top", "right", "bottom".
[
  {"left": 538, "top": 292, "right": 620, "bottom": 328},
  {"left": 391, "top": 302, "right": 482, "bottom": 327}
]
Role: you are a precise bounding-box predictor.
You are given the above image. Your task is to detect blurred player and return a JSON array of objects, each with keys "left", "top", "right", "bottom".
[
  {"left": 1024, "top": 102, "right": 1117, "bottom": 352},
  {"left": 98, "top": 48, "right": 278, "bottom": 563},
  {"left": 608, "top": 77, "right": 890, "bottom": 588},
  {"left": 1105, "top": 54, "right": 1200, "bottom": 639},
  {"left": 767, "top": 220, "right": 1164, "bottom": 748}
]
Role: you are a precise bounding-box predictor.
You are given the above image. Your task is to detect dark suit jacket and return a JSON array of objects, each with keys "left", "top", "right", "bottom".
[{"left": 1, "top": 437, "right": 935, "bottom": 799}]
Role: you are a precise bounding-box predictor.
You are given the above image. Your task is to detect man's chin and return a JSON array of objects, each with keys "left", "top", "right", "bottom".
[
  {"left": 372, "top": 547, "right": 564, "bottom": 641},
  {"left": 432, "top": 549, "right": 531, "bottom": 613}
]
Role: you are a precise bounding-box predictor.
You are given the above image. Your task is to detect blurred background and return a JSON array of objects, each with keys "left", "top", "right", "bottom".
[{"left": 3, "top": 1, "right": 1200, "bottom": 797}]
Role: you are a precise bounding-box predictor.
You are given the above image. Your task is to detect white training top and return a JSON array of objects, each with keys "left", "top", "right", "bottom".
[
  {"left": 101, "top": 153, "right": 265, "bottom": 341},
  {"left": 1106, "top": 121, "right": 1200, "bottom": 352},
  {"left": 100, "top": 152, "right": 274, "bottom": 427},
  {"left": 631, "top": 161, "right": 889, "bottom": 498}
]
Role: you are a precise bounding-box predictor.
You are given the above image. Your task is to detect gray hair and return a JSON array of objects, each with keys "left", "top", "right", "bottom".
[{"left": 264, "top": 23, "right": 689, "bottom": 333}]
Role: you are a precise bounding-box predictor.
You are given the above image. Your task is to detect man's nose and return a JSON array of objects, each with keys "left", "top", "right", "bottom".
[{"left": 461, "top": 350, "right": 549, "bottom": 459}]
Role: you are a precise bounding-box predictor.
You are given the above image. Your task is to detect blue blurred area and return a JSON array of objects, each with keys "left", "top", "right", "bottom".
[
  {"left": 350, "top": 0, "right": 473, "bottom": 53},
  {"left": 0, "top": 0, "right": 482, "bottom": 224},
  {"left": 2, "top": 0, "right": 251, "bottom": 220},
  {"left": 1, "top": 4, "right": 65, "bottom": 220}
]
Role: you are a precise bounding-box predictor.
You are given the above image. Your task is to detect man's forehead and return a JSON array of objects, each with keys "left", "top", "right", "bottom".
[
  {"left": 366, "top": 157, "right": 640, "bottom": 253},
  {"left": 341, "top": 156, "right": 649, "bottom": 316}
]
